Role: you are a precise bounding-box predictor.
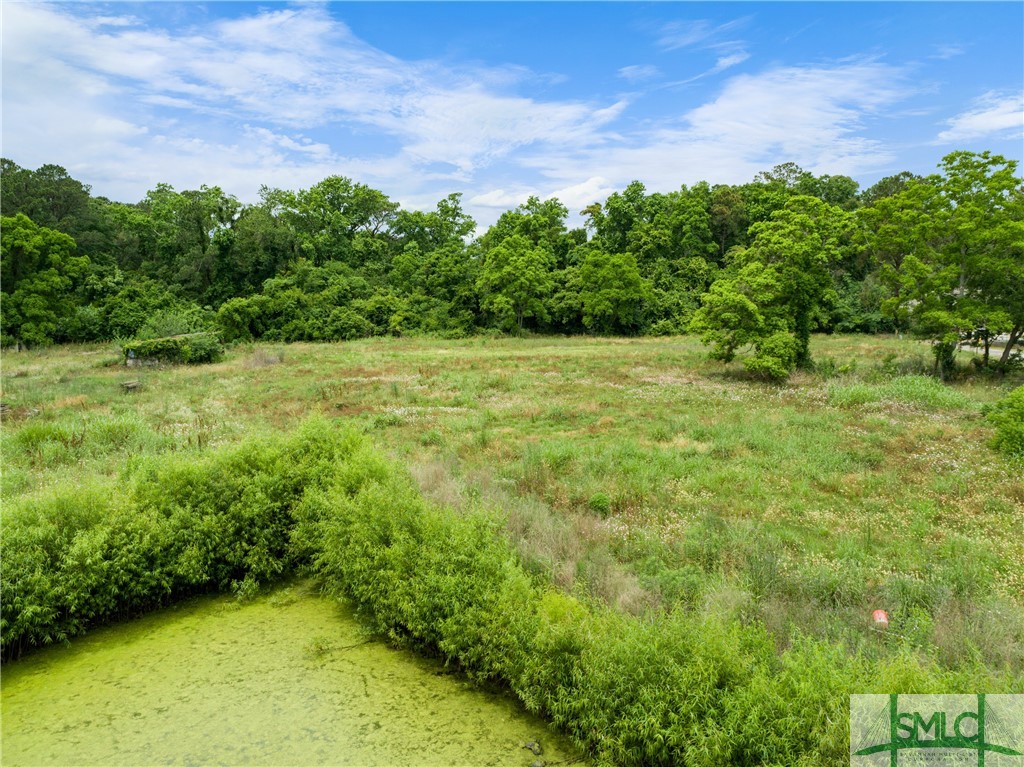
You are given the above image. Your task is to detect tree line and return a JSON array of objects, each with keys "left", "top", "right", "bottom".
[{"left": 1, "top": 151, "right": 1021, "bottom": 378}]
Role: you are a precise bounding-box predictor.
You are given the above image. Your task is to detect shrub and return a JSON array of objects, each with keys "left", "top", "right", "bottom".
[
  {"left": 587, "top": 491, "right": 611, "bottom": 516},
  {"left": 321, "top": 307, "right": 373, "bottom": 341},
  {"left": 744, "top": 331, "right": 798, "bottom": 381},
  {"left": 1, "top": 420, "right": 348, "bottom": 660},
  {"left": 985, "top": 385, "right": 1024, "bottom": 459},
  {"left": 122, "top": 332, "right": 223, "bottom": 365}
]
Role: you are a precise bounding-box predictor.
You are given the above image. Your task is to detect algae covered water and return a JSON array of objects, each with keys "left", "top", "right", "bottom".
[{"left": 1, "top": 582, "right": 581, "bottom": 766}]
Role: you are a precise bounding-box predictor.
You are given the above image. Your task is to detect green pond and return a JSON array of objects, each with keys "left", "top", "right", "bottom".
[{"left": 1, "top": 582, "right": 582, "bottom": 766}]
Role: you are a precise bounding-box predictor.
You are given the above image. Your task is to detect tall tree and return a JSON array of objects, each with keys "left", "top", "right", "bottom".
[
  {"left": 691, "top": 196, "right": 851, "bottom": 377},
  {"left": 266, "top": 176, "right": 397, "bottom": 268},
  {"left": 483, "top": 196, "right": 570, "bottom": 264},
  {"left": 477, "top": 234, "right": 554, "bottom": 332},
  {"left": 140, "top": 183, "right": 240, "bottom": 303},
  {"left": 876, "top": 152, "right": 1024, "bottom": 373},
  {"left": 710, "top": 185, "right": 748, "bottom": 261},
  {"left": 1, "top": 214, "right": 90, "bottom": 346},
  {"left": 578, "top": 249, "right": 650, "bottom": 334}
]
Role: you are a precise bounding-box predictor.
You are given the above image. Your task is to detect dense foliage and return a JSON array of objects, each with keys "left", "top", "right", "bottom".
[
  {"left": 2, "top": 422, "right": 1017, "bottom": 765},
  {"left": 985, "top": 385, "right": 1024, "bottom": 459},
  {"left": 121, "top": 332, "right": 223, "bottom": 365},
  {"left": 0, "top": 421, "right": 349, "bottom": 660},
  {"left": 3, "top": 152, "right": 1020, "bottom": 376}
]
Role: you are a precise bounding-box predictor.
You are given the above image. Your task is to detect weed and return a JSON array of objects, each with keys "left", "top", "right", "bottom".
[
  {"left": 243, "top": 347, "right": 285, "bottom": 368},
  {"left": 304, "top": 635, "right": 334, "bottom": 657},
  {"left": 587, "top": 492, "right": 611, "bottom": 517}
]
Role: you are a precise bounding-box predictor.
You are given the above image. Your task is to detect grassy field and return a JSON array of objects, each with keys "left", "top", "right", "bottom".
[{"left": 2, "top": 334, "right": 1022, "bottom": 676}]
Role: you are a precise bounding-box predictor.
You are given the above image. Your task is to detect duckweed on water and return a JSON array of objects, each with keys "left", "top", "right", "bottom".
[{"left": 0, "top": 582, "right": 579, "bottom": 767}]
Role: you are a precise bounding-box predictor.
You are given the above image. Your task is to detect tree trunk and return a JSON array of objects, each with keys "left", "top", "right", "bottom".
[
  {"left": 998, "top": 324, "right": 1023, "bottom": 367},
  {"left": 794, "top": 303, "right": 812, "bottom": 369}
]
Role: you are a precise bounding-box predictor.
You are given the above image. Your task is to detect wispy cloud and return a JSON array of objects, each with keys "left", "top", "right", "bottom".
[
  {"left": 709, "top": 51, "right": 751, "bottom": 76},
  {"left": 935, "top": 91, "right": 1023, "bottom": 143},
  {"left": 468, "top": 188, "right": 535, "bottom": 208},
  {"left": 656, "top": 17, "right": 749, "bottom": 52},
  {"left": 932, "top": 43, "right": 966, "bottom": 60},
  {"left": 654, "top": 16, "right": 752, "bottom": 79},
  {"left": 468, "top": 176, "right": 618, "bottom": 218},
  {"left": 618, "top": 65, "right": 661, "bottom": 82},
  {"left": 523, "top": 61, "right": 911, "bottom": 191}
]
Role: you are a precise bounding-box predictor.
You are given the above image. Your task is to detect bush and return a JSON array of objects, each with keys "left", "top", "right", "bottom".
[
  {"left": 1, "top": 420, "right": 349, "bottom": 660},
  {"left": 985, "top": 385, "right": 1024, "bottom": 459},
  {"left": 321, "top": 307, "right": 373, "bottom": 341},
  {"left": 745, "top": 331, "right": 798, "bottom": 380},
  {"left": 122, "top": 332, "right": 223, "bottom": 365}
]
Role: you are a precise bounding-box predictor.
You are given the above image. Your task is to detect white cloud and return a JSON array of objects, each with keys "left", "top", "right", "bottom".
[
  {"left": 2, "top": 3, "right": 967, "bottom": 234},
  {"left": 1, "top": 1, "right": 622, "bottom": 206},
  {"left": 522, "top": 61, "right": 910, "bottom": 193},
  {"left": 618, "top": 65, "right": 661, "bottom": 82},
  {"left": 657, "top": 17, "right": 749, "bottom": 52},
  {"left": 933, "top": 44, "right": 966, "bottom": 60},
  {"left": 712, "top": 52, "right": 750, "bottom": 74},
  {"left": 935, "top": 91, "right": 1024, "bottom": 143},
  {"left": 382, "top": 87, "right": 618, "bottom": 173},
  {"left": 549, "top": 177, "right": 619, "bottom": 212},
  {"left": 653, "top": 17, "right": 751, "bottom": 82},
  {"left": 469, "top": 189, "right": 535, "bottom": 208}
]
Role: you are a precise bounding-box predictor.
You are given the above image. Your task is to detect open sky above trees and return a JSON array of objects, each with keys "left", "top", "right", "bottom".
[{"left": 3, "top": 1, "right": 1022, "bottom": 229}]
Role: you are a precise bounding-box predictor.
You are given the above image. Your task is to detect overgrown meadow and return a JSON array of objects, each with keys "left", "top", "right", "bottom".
[{"left": 2, "top": 334, "right": 1022, "bottom": 764}]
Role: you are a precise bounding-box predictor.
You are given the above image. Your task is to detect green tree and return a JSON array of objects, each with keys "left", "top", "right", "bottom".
[
  {"left": 101, "top": 276, "right": 192, "bottom": 339},
  {"left": 0, "top": 161, "right": 93, "bottom": 234},
  {"left": 482, "top": 196, "right": 571, "bottom": 267},
  {"left": 691, "top": 196, "right": 850, "bottom": 377},
  {"left": 940, "top": 151, "right": 1024, "bottom": 368},
  {"left": 1, "top": 214, "right": 90, "bottom": 346},
  {"left": 477, "top": 234, "right": 555, "bottom": 332},
  {"left": 226, "top": 204, "right": 296, "bottom": 296},
  {"left": 0, "top": 160, "right": 117, "bottom": 264},
  {"left": 267, "top": 176, "right": 398, "bottom": 270},
  {"left": 710, "top": 185, "right": 748, "bottom": 261},
  {"left": 875, "top": 152, "right": 1024, "bottom": 374},
  {"left": 578, "top": 250, "right": 650, "bottom": 334},
  {"left": 139, "top": 183, "right": 240, "bottom": 303},
  {"left": 859, "top": 171, "right": 921, "bottom": 206},
  {"left": 392, "top": 194, "right": 475, "bottom": 257},
  {"left": 596, "top": 181, "right": 648, "bottom": 255}
]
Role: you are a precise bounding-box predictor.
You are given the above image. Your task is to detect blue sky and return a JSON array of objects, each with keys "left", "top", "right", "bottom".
[{"left": 3, "top": 2, "right": 1022, "bottom": 228}]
